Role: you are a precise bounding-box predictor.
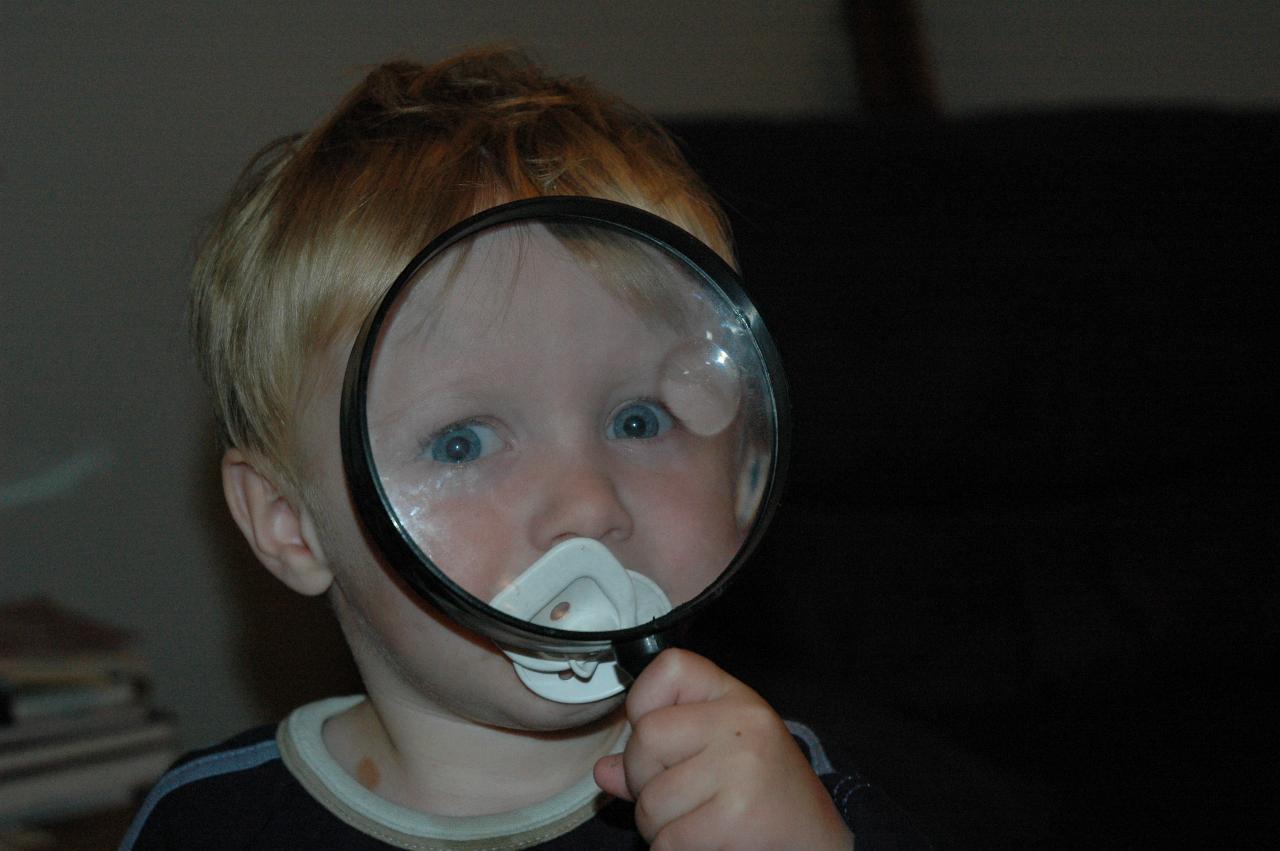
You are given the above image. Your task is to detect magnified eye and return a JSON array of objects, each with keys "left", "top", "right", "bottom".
[
  {"left": 428, "top": 422, "right": 502, "bottom": 464},
  {"left": 609, "top": 401, "right": 674, "bottom": 440}
]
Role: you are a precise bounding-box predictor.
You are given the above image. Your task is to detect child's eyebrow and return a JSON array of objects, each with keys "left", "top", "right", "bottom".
[{"left": 367, "top": 385, "right": 491, "bottom": 433}]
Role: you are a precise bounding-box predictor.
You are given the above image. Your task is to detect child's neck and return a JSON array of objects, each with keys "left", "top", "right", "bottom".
[{"left": 321, "top": 686, "right": 625, "bottom": 817}]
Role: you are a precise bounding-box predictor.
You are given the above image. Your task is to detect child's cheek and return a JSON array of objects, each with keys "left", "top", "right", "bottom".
[
  {"left": 383, "top": 468, "right": 514, "bottom": 601},
  {"left": 410, "top": 498, "right": 512, "bottom": 600},
  {"left": 629, "top": 452, "right": 742, "bottom": 605}
]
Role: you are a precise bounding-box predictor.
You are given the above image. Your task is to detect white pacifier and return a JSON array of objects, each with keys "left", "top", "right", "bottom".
[{"left": 488, "top": 538, "right": 673, "bottom": 703}]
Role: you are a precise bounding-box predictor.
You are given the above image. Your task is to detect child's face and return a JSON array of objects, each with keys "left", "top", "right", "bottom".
[
  {"left": 368, "top": 226, "right": 744, "bottom": 608},
  {"left": 295, "top": 225, "right": 745, "bottom": 726}
]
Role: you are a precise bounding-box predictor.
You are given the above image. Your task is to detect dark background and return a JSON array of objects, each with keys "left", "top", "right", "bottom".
[{"left": 676, "top": 111, "right": 1279, "bottom": 847}]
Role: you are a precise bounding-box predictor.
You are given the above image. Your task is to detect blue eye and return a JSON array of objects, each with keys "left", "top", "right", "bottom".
[
  {"left": 428, "top": 423, "right": 501, "bottom": 464},
  {"left": 610, "top": 402, "right": 673, "bottom": 440}
]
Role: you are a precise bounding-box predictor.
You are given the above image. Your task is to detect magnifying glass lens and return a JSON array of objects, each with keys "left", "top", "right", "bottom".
[{"left": 363, "top": 216, "right": 775, "bottom": 637}]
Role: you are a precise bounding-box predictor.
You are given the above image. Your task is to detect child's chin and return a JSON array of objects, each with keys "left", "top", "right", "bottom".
[{"left": 507, "top": 690, "right": 626, "bottom": 732}]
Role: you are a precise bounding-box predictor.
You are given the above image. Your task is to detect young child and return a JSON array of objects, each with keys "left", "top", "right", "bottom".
[{"left": 122, "top": 49, "right": 924, "bottom": 850}]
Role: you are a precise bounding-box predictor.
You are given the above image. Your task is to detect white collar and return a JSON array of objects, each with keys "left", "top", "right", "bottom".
[{"left": 277, "top": 695, "right": 623, "bottom": 850}]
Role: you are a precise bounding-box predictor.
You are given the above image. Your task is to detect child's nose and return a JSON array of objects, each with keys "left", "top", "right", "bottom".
[{"left": 527, "top": 457, "right": 633, "bottom": 551}]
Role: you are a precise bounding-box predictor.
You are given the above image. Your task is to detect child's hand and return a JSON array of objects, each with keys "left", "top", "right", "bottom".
[{"left": 593, "top": 649, "right": 853, "bottom": 850}]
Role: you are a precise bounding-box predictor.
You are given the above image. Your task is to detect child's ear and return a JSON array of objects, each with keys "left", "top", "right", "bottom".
[{"left": 221, "top": 448, "right": 333, "bottom": 596}]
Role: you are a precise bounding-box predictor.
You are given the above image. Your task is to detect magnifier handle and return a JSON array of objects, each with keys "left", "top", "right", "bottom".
[{"left": 613, "top": 632, "right": 674, "bottom": 680}]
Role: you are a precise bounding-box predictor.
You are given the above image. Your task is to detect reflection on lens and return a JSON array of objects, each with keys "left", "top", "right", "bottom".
[{"left": 659, "top": 339, "right": 742, "bottom": 437}]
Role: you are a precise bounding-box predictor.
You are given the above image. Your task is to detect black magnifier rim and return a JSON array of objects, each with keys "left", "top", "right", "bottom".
[{"left": 341, "top": 196, "right": 790, "bottom": 654}]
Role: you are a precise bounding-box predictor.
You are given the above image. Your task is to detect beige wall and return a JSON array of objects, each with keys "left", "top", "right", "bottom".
[{"left": 922, "top": 1, "right": 1279, "bottom": 111}]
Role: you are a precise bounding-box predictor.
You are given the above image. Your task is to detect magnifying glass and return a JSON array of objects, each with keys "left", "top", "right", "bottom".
[{"left": 341, "top": 197, "right": 788, "bottom": 704}]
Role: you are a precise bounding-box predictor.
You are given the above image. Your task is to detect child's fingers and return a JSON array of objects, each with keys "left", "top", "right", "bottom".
[
  {"left": 592, "top": 752, "right": 631, "bottom": 800},
  {"left": 592, "top": 694, "right": 724, "bottom": 800},
  {"left": 624, "top": 648, "right": 737, "bottom": 722},
  {"left": 631, "top": 751, "right": 719, "bottom": 843},
  {"left": 621, "top": 699, "right": 723, "bottom": 798},
  {"left": 645, "top": 794, "right": 733, "bottom": 851}
]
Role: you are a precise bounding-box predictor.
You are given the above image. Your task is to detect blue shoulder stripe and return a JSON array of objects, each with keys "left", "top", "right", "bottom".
[
  {"left": 785, "top": 719, "right": 835, "bottom": 775},
  {"left": 118, "top": 738, "right": 280, "bottom": 850}
]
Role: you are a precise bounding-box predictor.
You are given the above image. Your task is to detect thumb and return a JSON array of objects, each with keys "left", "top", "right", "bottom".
[{"left": 592, "top": 753, "right": 633, "bottom": 800}]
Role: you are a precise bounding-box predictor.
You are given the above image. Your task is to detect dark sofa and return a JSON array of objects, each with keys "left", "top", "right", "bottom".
[{"left": 670, "top": 109, "right": 1279, "bottom": 848}]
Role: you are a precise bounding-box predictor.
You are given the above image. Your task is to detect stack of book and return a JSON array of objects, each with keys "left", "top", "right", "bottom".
[{"left": 0, "top": 598, "right": 177, "bottom": 826}]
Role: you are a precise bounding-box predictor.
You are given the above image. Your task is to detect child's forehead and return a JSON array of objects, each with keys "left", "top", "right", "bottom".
[
  {"left": 359, "top": 219, "right": 763, "bottom": 437},
  {"left": 382, "top": 223, "right": 694, "bottom": 354}
]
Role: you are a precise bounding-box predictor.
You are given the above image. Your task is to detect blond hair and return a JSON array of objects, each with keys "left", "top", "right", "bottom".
[{"left": 190, "top": 48, "right": 733, "bottom": 489}]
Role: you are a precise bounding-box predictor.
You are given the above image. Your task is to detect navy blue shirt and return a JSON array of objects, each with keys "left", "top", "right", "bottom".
[{"left": 122, "top": 720, "right": 928, "bottom": 849}]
